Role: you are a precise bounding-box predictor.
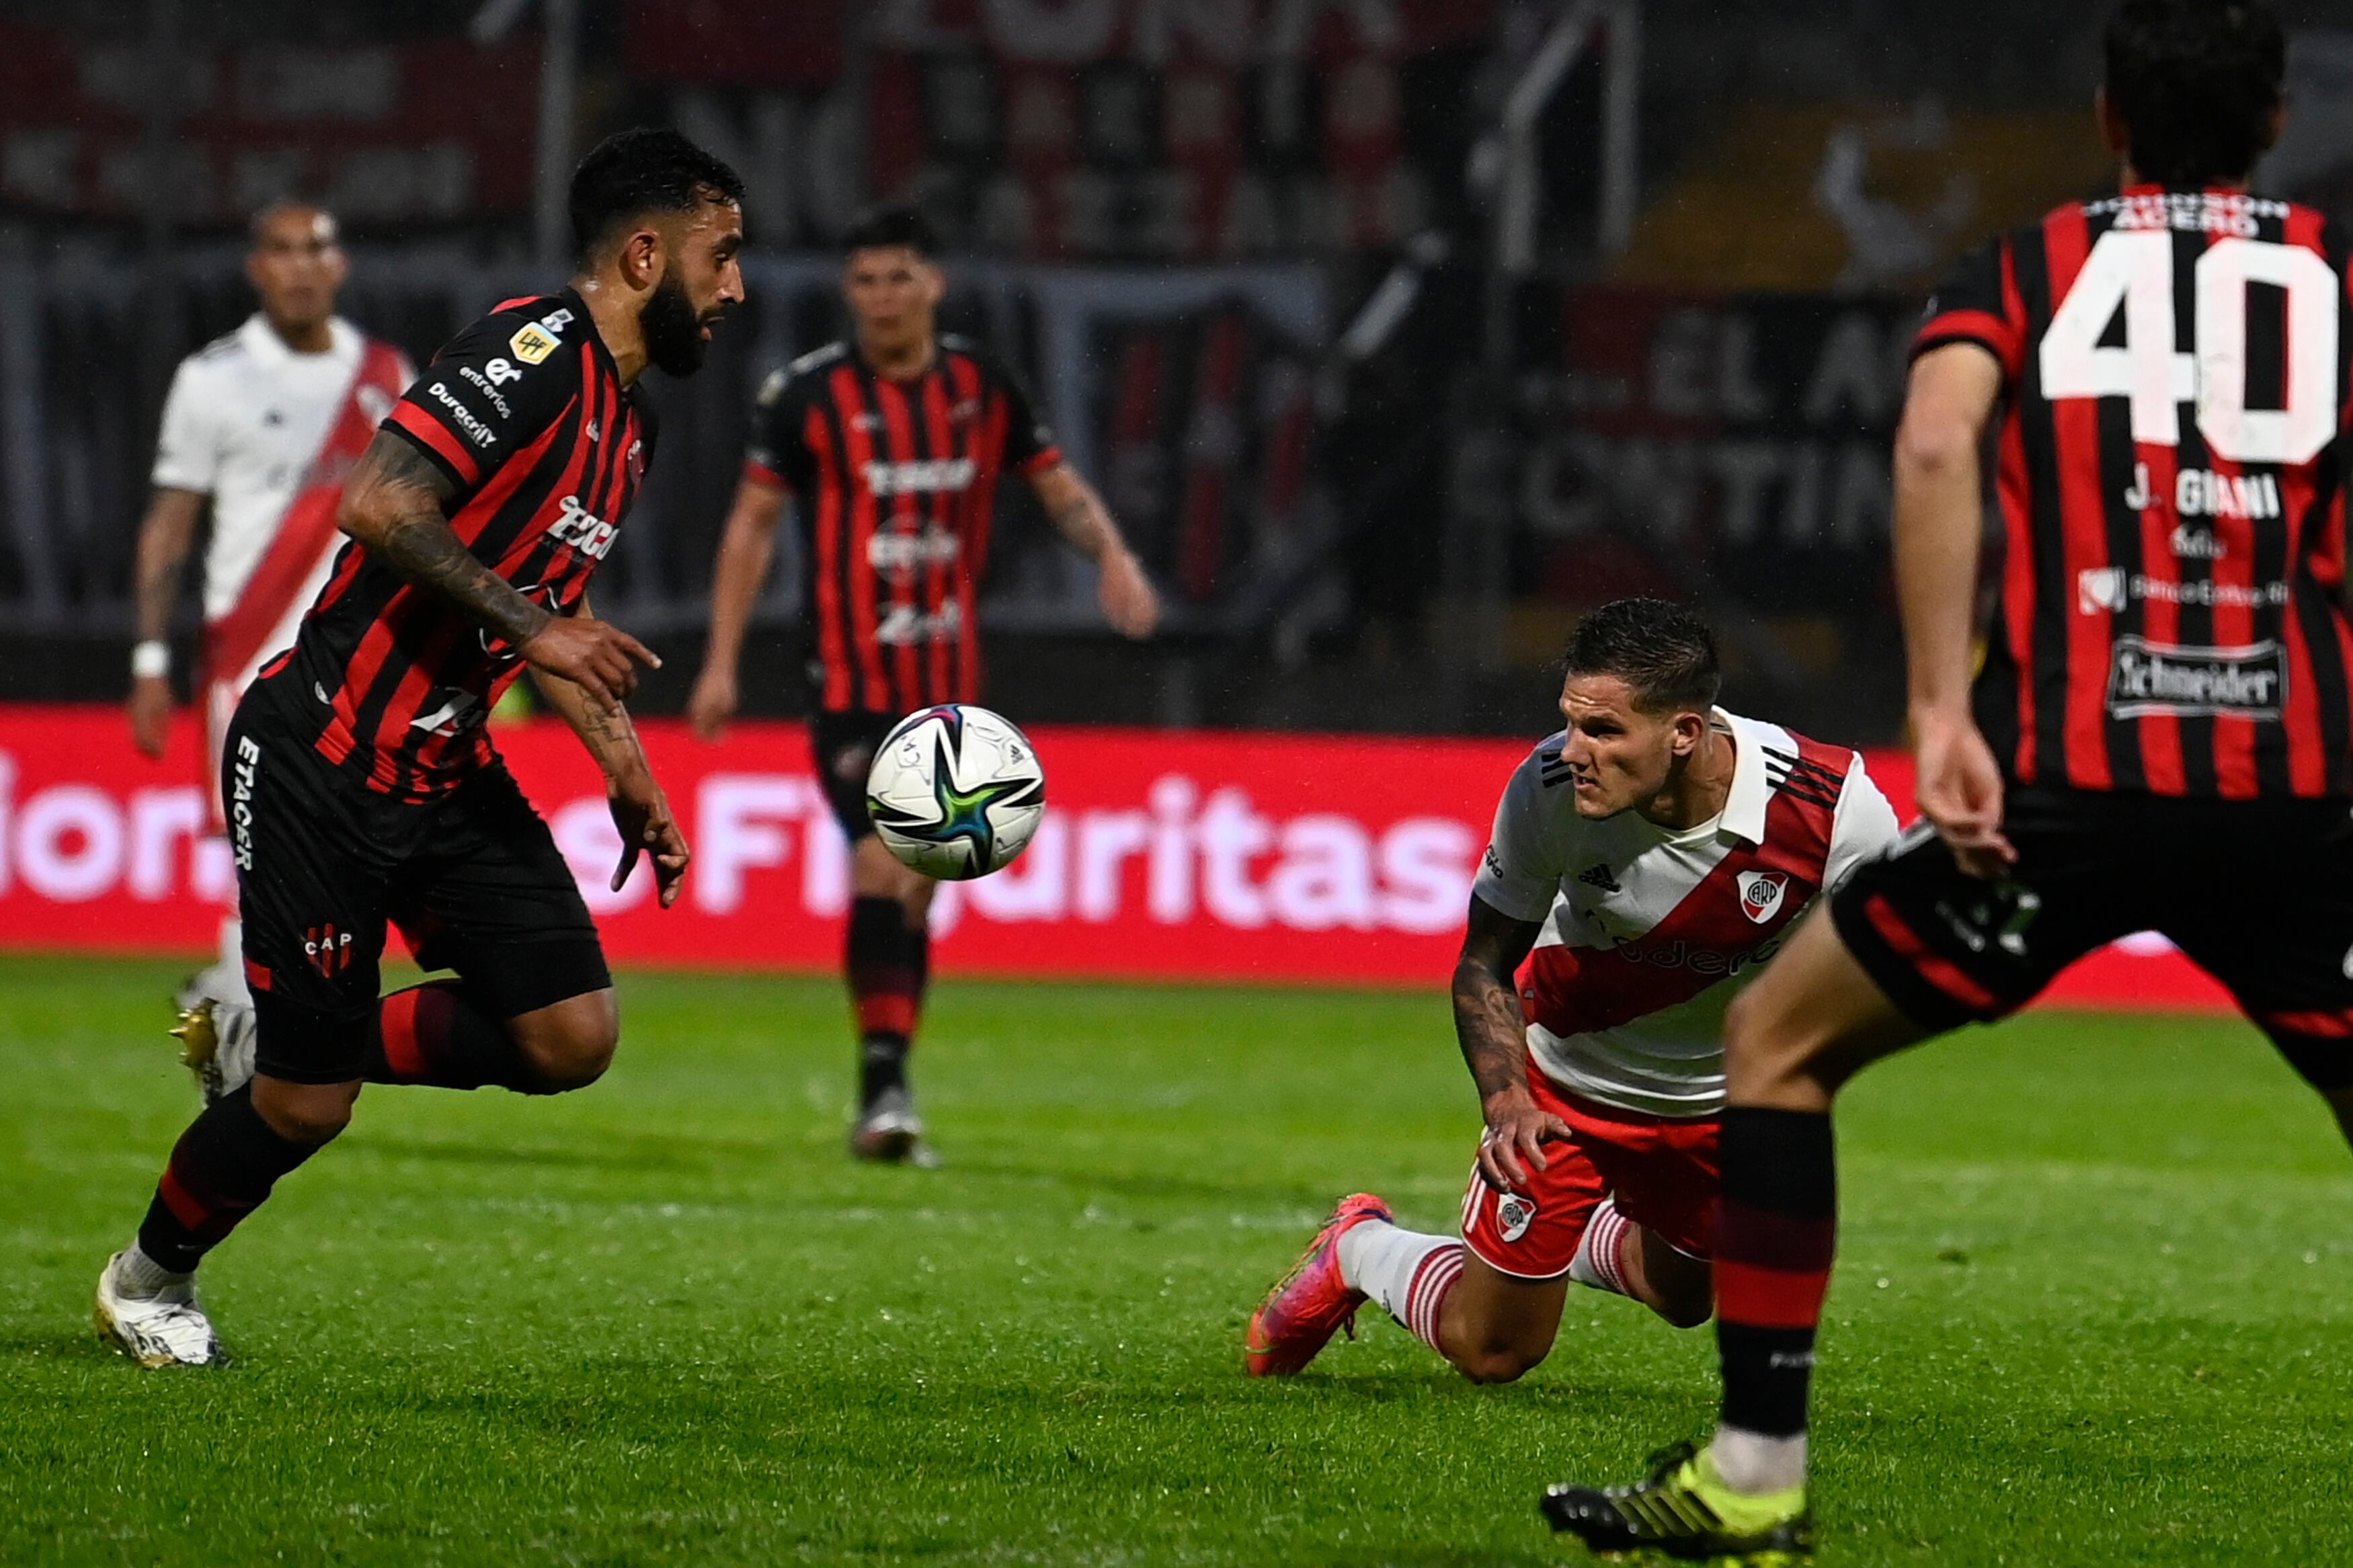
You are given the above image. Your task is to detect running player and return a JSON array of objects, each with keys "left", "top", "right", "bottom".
[
  {"left": 686, "top": 206, "right": 1159, "bottom": 1164},
  {"left": 91, "top": 128, "right": 746, "bottom": 1368},
  {"left": 129, "top": 203, "right": 413, "bottom": 1021},
  {"left": 1246, "top": 600, "right": 1897, "bottom": 1384},
  {"left": 1544, "top": 4, "right": 2353, "bottom": 1559}
]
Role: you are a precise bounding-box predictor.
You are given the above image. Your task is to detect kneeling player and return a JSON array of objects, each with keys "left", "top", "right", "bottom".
[{"left": 1246, "top": 600, "right": 1895, "bottom": 1383}]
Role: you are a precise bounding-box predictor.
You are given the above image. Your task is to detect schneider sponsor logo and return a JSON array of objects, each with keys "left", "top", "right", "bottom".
[
  {"left": 862, "top": 458, "right": 975, "bottom": 496},
  {"left": 2106, "top": 636, "right": 2287, "bottom": 719},
  {"left": 427, "top": 381, "right": 497, "bottom": 448}
]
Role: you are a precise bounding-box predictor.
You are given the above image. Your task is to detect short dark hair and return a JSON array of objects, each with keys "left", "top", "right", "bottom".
[
  {"left": 567, "top": 128, "right": 745, "bottom": 264},
  {"left": 1562, "top": 599, "right": 1721, "bottom": 714},
  {"left": 249, "top": 200, "right": 335, "bottom": 248},
  {"left": 840, "top": 205, "right": 939, "bottom": 259},
  {"left": 2105, "top": 0, "right": 2285, "bottom": 187}
]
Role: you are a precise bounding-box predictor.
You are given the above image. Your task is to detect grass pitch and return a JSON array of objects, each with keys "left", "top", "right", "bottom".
[{"left": 3, "top": 954, "right": 2350, "bottom": 1565}]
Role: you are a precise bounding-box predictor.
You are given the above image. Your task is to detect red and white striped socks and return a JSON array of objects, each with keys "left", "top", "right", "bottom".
[
  {"left": 1336, "top": 1220, "right": 1464, "bottom": 1354},
  {"left": 1569, "top": 1197, "right": 1635, "bottom": 1297}
]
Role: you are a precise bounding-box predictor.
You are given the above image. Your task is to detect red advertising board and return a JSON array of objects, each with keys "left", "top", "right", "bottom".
[{"left": 0, "top": 705, "right": 2232, "bottom": 1011}]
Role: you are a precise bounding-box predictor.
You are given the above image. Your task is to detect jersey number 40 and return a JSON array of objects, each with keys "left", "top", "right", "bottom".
[{"left": 2040, "top": 231, "right": 2341, "bottom": 466}]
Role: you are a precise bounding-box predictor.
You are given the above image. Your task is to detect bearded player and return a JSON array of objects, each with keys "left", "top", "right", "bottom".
[
  {"left": 130, "top": 203, "right": 413, "bottom": 1023},
  {"left": 688, "top": 206, "right": 1159, "bottom": 1163},
  {"left": 92, "top": 129, "right": 745, "bottom": 1367},
  {"left": 1246, "top": 600, "right": 1897, "bottom": 1391},
  {"left": 1544, "top": 3, "right": 2353, "bottom": 1558}
]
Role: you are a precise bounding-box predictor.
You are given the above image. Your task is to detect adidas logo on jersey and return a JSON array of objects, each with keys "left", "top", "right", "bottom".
[
  {"left": 1763, "top": 745, "right": 1841, "bottom": 811},
  {"left": 1578, "top": 862, "right": 1621, "bottom": 893}
]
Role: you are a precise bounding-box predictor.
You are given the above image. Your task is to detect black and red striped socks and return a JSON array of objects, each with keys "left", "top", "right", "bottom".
[
  {"left": 848, "top": 896, "right": 928, "bottom": 1108},
  {"left": 1712, "top": 1106, "right": 1837, "bottom": 1489},
  {"left": 134, "top": 1084, "right": 319, "bottom": 1274},
  {"left": 363, "top": 979, "right": 534, "bottom": 1091}
]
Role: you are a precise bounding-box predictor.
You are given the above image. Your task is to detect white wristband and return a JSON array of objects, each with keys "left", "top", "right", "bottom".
[{"left": 131, "top": 641, "right": 169, "bottom": 680}]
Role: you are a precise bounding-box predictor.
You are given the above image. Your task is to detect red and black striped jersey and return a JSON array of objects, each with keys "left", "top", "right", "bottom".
[
  {"left": 269, "top": 288, "right": 655, "bottom": 800},
  {"left": 1919, "top": 186, "right": 2353, "bottom": 800},
  {"left": 745, "top": 335, "right": 1060, "bottom": 714}
]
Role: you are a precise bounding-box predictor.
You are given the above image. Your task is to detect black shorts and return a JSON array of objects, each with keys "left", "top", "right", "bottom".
[
  {"left": 1831, "top": 786, "right": 2353, "bottom": 1089},
  {"left": 225, "top": 684, "right": 610, "bottom": 1085},
  {"left": 810, "top": 708, "right": 898, "bottom": 841}
]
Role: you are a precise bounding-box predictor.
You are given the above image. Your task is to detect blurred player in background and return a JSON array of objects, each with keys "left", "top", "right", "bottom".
[
  {"left": 1546, "top": 3, "right": 2353, "bottom": 1559},
  {"left": 128, "top": 204, "right": 413, "bottom": 1018},
  {"left": 93, "top": 130, "right": 743, "bottom": 1368},
  {"left": 688, "top": 206, "right": 1160, "bottom": 1165},
  {"left": 1245, "top": 600, "right": 1896, "bottom": 1391}
]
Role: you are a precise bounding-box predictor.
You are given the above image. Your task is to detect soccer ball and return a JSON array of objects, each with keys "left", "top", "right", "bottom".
[{"left": 865, "top": 704, "right": 1047, "bottom": 880}]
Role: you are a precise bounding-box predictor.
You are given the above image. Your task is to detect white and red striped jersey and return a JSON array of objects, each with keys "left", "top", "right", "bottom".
[
  {"left": 1473, "top": 710, "right": 1900, "bottom": 1119},
  {"left": 152, "top": 315, "right": 413, "bottom": 685}
]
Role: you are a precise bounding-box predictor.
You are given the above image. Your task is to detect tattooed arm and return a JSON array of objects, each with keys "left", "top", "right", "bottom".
[
  {"left": 1453, "top": 894, "right": 1561, "bottom": 1192},
  {"left": 336, "top": 433, "right": 659, "bottom": 710},
  {"left": 1025, "top": 460, "right": 1160, "bottom": 637},
  {"left": 529, "top": 597, "right": 691, "bottom": 908}
]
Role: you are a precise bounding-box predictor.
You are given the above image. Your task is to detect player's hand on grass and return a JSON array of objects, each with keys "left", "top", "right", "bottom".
[
  {"left": 1099, "top": 548, "right": 1160, "bottom": 638},
  {"left": 608, "top": 768, "right": 690, "bottom": 909},
  {"left": 686, "top": 665, "right": 737, "bottom": 743},
  {"left": 128, "top": 674, "right": 171, "bottom": 760},
  {"left": 522, "top": 616, "right": 659, "bottom": 712},
  {"left": 1913, "top": 706, "right": 2016, "bottom": 880},
  {"left": 1477, "top": 1087, "right": 1570, "bottom": 1192}
]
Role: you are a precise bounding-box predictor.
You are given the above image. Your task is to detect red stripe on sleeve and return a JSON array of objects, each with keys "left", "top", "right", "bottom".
[
  {"left": 385, "top": 401, "right": 481, "bottom": 488},
  {"left": 1914, "top": 309, "right": 2020, "bottom": 376},
  {"left": 742, "top": 459, "right": 788, "bottom": 491}
]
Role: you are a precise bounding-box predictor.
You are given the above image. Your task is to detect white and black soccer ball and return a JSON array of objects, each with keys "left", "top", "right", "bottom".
[{"left": 865, "top": 704, "right": 1047, "bottom": 880}]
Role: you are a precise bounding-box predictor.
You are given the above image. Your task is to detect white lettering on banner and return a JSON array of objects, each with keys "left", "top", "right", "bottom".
[
  {"left": 0, "top": 753, "right": 12, "bottom": 893},
  {"left": 549, "top": 797, "right": 651, "bottom": 914},
  {"left": 17, "top": 785, "right": 124, "bottom": 901},
  {"left": 636, "top": 768, "right": 1482, "bottom": 936},
  {"left": 690, "top": 776, "right": 849, "bottom": 917},
  {"left": 129, "top": 789, "right": 206, "bottom": 901},
  {"left": 965, "top": 816, "right": 1068, "bottom": 921},
  {"left": 1076, "top": 811, "right": 1150, "bottom": 921}
]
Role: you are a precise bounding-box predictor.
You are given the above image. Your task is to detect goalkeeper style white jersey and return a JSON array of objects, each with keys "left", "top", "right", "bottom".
[
  {"left": 1472, "top": 709, "right": 1900, "bottom": 1119},
  {"left": 151, "top": 315, "right": 413, "bottom": 686}
]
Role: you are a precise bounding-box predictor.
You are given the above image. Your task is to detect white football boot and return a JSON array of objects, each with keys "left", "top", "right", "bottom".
[
  {"left": 94, "top": 1251, "right": 226, "bottom": 1368},
  {"left": 850, "top": 1087, "right": 940, "bottom": 1167},
  {"left": 171, "top": 997, "right": 257, "bottom": 1106}
]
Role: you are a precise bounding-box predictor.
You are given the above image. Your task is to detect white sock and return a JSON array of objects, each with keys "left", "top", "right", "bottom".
[
  {"left": 1568, "top": 1198, "right": 1635, "bottom": 1297},
  {"left": 1711, "top": 1425, "right": 1809, "bottom": 1495},
  {"left": 114, "top": 1241, "right": 188, "bottom": 1298},
  {"left": 218, "top": 915, "right": 243, "bottom": 973},
  {"left": 1336, "top": 1219, "right": 1463, "bottom": 1352}
]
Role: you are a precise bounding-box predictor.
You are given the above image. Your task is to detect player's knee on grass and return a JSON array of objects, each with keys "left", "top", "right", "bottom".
[
  {"left": 251, "top": 1075, "right": 360, "bottom": 1147},
  {"left": 1447, "top": 1319, "right": 1555, "bottom": 1385},
  {"left": 508, "top": 989, "right": 620, "bottom": 1092},
  {"left": 1440, "top": 1263, "right": 1563, "bottom": 1384}
]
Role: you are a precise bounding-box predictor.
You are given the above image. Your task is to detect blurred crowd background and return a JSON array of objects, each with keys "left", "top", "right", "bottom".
[{"left": 4, "top": 0, "right": 2352, "bottom": 741}]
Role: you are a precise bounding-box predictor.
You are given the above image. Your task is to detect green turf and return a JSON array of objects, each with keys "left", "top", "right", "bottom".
[{"left": 3, "top": 954, "right": 2350, "bottom": 1565}]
